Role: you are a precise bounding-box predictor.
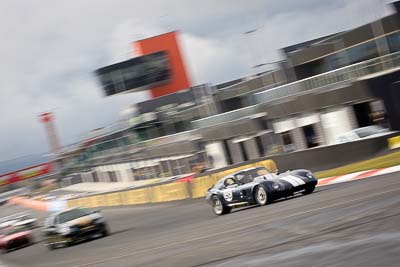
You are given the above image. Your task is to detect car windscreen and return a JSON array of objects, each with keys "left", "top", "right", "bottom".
[
  {"left": 58, "top": 209, "right": 91, "bottom": 223},
  {"left": 235, "top": 167, "right": 270, "bottom": 184}
]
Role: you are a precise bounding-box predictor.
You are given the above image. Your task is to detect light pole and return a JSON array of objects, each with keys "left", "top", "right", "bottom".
[
  {"left": 38, "top": 112, "right": 61, "bottom": 159},
  {"left": 38, "top": 112, "right": 62, "bottom": 183},
  {"left": 243, "top": 29, "right": 259, "bottom": 73}
]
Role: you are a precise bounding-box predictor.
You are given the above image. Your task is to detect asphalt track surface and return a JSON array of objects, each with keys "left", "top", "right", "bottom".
[{"left": 1, "top": 172, "right": 400, "bottom": 267}]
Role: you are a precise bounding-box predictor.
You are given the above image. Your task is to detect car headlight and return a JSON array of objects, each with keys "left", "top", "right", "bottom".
[
  {"left": 60, "top": 225, "right": 71, "bottom": 235},
  {"left": 94, "top": 216, "right": 105, "bottom": 223},
  {"left": 306, "top": 172, "right": 314, "bottom": 179},
  {"left": 272, "top": 183, "right": 280, "bottom": 190}
]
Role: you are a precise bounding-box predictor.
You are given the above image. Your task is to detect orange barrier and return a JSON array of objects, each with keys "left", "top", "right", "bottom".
[{"left": 8, "top": 196, "right": 48, "bottom": 211}]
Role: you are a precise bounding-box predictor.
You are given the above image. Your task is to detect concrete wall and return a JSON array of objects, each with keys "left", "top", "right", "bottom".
[
  {"left": 269, "top": 133, "right": 397, "bottom": 172},
  {"left": 199, "top": 132, "right": 396, "bottom": 176}
]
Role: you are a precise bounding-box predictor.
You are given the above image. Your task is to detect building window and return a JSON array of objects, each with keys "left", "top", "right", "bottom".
[
  {"left": 238, "top": 141, "right": 249, "bottom": 162},
  {"left": 92, "top": 172, "right": 99, "bottom": 182},
  {"left": 108, "top": 171, "right": 118, "bottom": 182},
  {"left": 369, "top": 100, "right": 389, "bottom": 128},
  {"left": 281, "top": 131, "right": 295, "bottom": 152},
  {"left": 255, "top": 136, "right": 266, "bottom": 157},
  {"left": 387, "top": 31, "right": 400, "bottom": 53},
  {"left": 353, "top": 102, "right": 373, "bottom": 128},
  {"left": 223, "top": 139, "right": 233, "bottom": 165},
  {"left": 302, "top": 125, "right": 319, "bottom": 148}
]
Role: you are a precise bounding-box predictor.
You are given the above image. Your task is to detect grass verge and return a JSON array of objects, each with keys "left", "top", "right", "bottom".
[{"left": 315, "top": 150, "right": 400, "bottom": 179}]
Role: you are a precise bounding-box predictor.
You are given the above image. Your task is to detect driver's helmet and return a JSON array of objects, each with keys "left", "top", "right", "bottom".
[
  {"left": 225, "top": 178, "right": 235, "bottom": 186},
  {"left": 256, "top": 169, "right": 269, "bottom": 176}
]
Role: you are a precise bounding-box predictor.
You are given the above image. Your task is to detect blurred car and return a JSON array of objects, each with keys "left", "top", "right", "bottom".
[
  {"left": 0, "top": 198, "right": 7, "bottom": 206},
  {"left": 0, "top": 219, "right": 19, "bottom": 229},
  {"left": 42, "top": 207, "right": 109, "bottom": 250},
  {"left": 0, "top": 225, "right": 34, "bottom": 253},
  {"left": 13, "top": 214, "right": 38, "bottom": 229},
  {"left": 43, "top": 195, "right": 57, "bottom": 201},
  {"left": 0, "top": 213, "right": 37, "bottom": 229},
  {"left": 206, "top": 166, "right": 317, "bottom": 215},
  {"left": 336, "top": 125, "right": 390, "bottom": 144}
]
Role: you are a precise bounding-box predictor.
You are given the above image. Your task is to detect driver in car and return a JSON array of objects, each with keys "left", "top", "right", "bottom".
[{"left": 224, "top": 178, "right": 236, "bottom": 186}]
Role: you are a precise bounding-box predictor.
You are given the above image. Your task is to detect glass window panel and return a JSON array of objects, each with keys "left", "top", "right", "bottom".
[{"left": 387, "top": 32, "right": 400, "bottom": 53}]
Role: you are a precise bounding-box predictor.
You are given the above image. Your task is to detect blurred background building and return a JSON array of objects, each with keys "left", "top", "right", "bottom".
[{"left": 2, "top": 1, "right": 400, "bottom": 189}]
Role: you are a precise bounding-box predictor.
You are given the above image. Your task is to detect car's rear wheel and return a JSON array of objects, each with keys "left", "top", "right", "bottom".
[
  {"left": 303, "top": 185, "right": 316, "bottom": 195},
  {"left": 254, "top": 186, "right": 268, "bottom": 206},
  {"left": 212, "top": 195, "right": 231, "bottom": 215}
]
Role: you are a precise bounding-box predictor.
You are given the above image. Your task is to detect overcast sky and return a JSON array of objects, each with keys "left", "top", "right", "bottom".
[{"left": 0, "top": 0, "right": 394, "bottom": 171}]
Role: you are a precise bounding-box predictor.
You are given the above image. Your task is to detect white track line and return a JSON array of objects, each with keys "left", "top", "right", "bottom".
[
  {"left": 329, "top": 171, "right": 365, "bottom": 184},
  {"left": 318, "top": 165, "right": 400, "bottom": 187},
  {"left": 375, "top": 165, "right": 400, "bottom": 176}
]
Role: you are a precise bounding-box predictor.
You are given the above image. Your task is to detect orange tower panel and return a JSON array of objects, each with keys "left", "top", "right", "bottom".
[{"left": 133, "top": 31, "right": 191, "bottom": 98}]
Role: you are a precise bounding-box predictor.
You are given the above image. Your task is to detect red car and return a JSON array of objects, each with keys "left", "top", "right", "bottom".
[{"left": 0, "top": 226, "right": 33, "bottom": 253}]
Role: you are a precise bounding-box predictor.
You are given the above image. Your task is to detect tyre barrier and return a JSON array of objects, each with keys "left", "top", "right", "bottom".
[{"left": 64, "top": 159, "right": 276, "bottom": 209}]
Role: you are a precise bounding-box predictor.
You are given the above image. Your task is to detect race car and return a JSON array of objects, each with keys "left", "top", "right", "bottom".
[
  {"left": 206, "top": 166, "right": 317, "bottom": 215},
  {"left": 14, "top": 214, "right": 38, "bottom": 229},
  {"left": 0, "top": 219, "right": 19, "bottom": 229},
  {"left": 42, "top": 207, "right": 109, "bottom": 250},
  {"left": 0, "top": 225, "right": 34, "bottom": 253},
  {"left": 0, "top": 213, "right": 37, "bottom": 230}
]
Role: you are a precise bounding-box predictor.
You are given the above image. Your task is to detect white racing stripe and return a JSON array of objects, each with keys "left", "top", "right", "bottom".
[{"left": 280, "top": 175, "right": 306, "bottom": 187}]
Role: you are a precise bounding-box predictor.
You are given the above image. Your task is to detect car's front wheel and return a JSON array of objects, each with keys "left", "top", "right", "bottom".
[
  {"left": 254, "top": 186, "right": 268, "bottom": 206},
  {"left": 302, "top": 185, "right": 316, "bottom": 195},
  {"left": 46, "top": 242, "right": 55, "bottom": 251},
  {"left": 102, "top": 225, "right": 109, "bottom": 237},
  {"left": 212, "top": 195, "right": 231, "bottom": 215}
]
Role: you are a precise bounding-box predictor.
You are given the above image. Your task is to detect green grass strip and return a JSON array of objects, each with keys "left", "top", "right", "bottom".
[{"left": 315, "top": 150, "right": 400, "bottom": 179}]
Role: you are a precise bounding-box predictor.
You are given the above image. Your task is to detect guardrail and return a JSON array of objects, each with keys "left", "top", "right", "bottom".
[
  {"left": 192, "top": 105, "right": 259, "bottom": 129},
  {"left": 60, "top": 130, "right": 201, "bottom": 173},
  {"left": 255, "top": 51, "right": 400, "bottom": 104}
]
